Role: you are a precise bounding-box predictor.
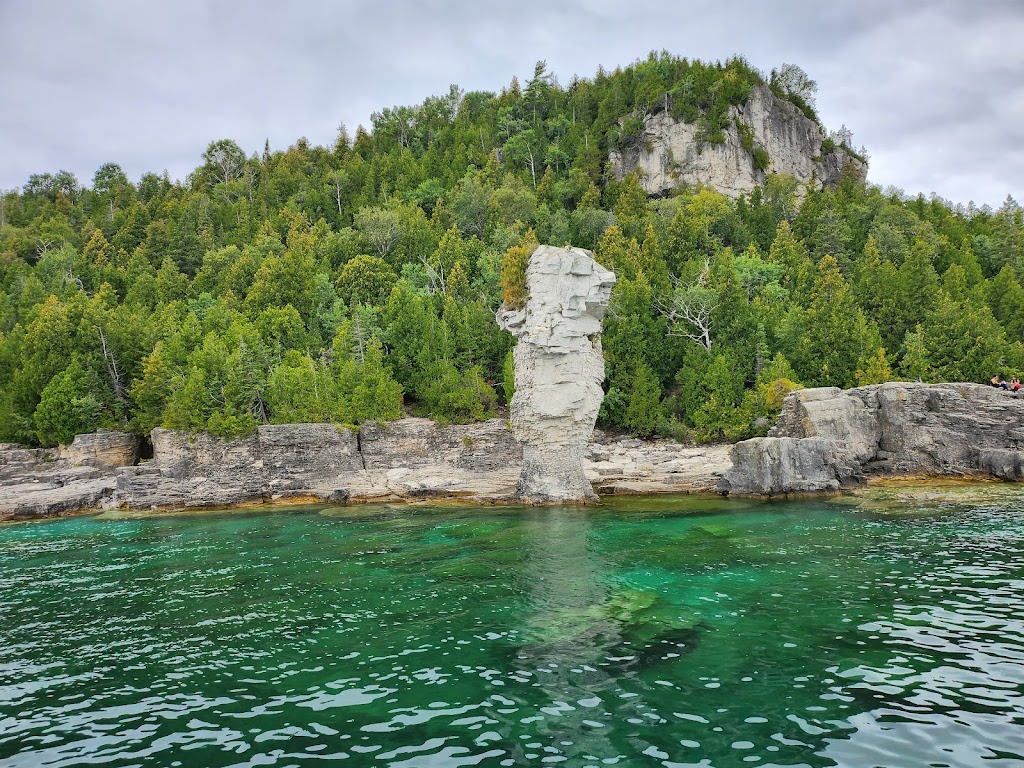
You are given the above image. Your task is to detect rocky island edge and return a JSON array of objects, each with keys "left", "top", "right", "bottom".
[{"left": 3, "top": 380, "right": 1023, "bottom": 521}]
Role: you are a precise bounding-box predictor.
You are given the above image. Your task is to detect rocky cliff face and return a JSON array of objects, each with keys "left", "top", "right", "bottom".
[
  {"left": 3, "top": 418, "right": 732, "bottom": 519},
  {"left": 61, "top": 430, "right": 139, "bottom": 469},
  {"left": 720, "top": 382, "right": 1024, "bottom": 495},
  {"left": 609, "top": 85, "right": 867, "bottom": 198},
  {"left": 498, "top": 245, "right": 616, "bottom": 503}
]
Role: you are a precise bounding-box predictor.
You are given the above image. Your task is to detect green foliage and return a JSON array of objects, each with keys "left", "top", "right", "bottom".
[
  {"left": 33, "top": 360, "right": 104, "bottom": 446},
  {"left": 0, "top": 51, "right": 1020, "bottom": 449},
  {"left": 856, "top": 347, "right": 892, "bottom": 386},
  {"left": 735, "top": 120, "right": 771, "bottom": 172},
  {"left": 336, "top": 254, "right": 398, "bottom": 306},
  {"left": 501, "top": 348, "right": 516, "bottom": 406},
  {"left": 624, "top": 362, "right": 662, "bottom": 437},
  {"left": 499, "top": 229, "right": 538, "bottom": 309},
  {"left": 769, "top": 63, "right": 818, "bottom": 121}
]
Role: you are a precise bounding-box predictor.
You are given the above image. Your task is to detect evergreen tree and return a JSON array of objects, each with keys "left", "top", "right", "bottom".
[{"left": 34, "top": 360, "right": 104, "bottom": 446}]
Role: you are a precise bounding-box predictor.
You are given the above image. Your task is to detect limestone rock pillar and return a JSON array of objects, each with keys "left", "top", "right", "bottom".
[{"left": 498, "top": 245, "right": 615, "bottom": 503}]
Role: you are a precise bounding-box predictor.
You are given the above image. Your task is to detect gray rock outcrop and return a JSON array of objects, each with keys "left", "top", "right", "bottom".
[
  {"left": 718, "top": 437, "right": 839, "bottom": 496},
  {"left": 0, "top": 432, "right": 139, "bottom": 520},
  {"left": 61, "top": 430, "right": 140, "bottom": 469},
  {"left": 3, "top": 419, "right": 734, "bottom": 519},
  {"left": 720, "top": 382, "right": 1024, "bottom": 495},
  {"left": 609, "top": 84, "right": 867, "bottom": 199},
  {"left": 498, "top": 245, "right": 616, "bottom": 503},
  {"left": 115, "top": 419, "right": 525, "bottom": 510}
]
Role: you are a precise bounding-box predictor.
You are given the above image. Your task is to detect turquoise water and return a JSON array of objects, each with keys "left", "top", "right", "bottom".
[{"left": 1, "top": 494, "right": 1023, "bottom": 767}]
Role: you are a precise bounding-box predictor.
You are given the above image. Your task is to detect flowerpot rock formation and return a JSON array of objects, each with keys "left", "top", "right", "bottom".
[{"left": 498, "top": 245, "right": 616, "bottom": 503}]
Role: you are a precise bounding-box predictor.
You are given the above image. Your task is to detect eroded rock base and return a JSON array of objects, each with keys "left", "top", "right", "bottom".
[{"left": 519, "top": 445, "right": 597, "bottom": 503}]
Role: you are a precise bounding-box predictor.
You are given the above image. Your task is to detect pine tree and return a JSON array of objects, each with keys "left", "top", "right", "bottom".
[{"left": 624, "top": 362, "right": 662, "bottom": 437}]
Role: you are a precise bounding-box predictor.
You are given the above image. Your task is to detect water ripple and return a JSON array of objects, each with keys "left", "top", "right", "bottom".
[{"left": 0, "top": 501, "right": 1022, "bottom": 766}]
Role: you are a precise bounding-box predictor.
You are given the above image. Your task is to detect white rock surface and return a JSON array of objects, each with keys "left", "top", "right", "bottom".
[
  {"left": 609, "top": 85, "right": 867, "bottom": 199},
  {"left": 498, "top": 245, "right": 616, "bottom": 502}
]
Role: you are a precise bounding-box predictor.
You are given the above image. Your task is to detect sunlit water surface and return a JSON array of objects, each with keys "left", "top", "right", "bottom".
[{"left": 1, "top": 493, "right": 1023, "bottom": 767}]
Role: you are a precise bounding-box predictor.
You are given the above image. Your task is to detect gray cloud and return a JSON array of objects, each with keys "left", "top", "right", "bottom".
[{"left": 0, "top": 0, "right": 1020, "bottom": 207}]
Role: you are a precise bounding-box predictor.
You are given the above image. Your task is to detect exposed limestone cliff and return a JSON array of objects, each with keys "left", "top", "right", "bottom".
[
  {"left": 609, "top": 84, "right": 867, "bottom": 198},
  {"left": 61, "top": 430, "right": 139, "bottom": 469},
  {"left": 2, "top": 420, "right": 733, "bottom": 520},
  {"left": 720, "top": 382, "right": 1024, "bottom": 495},
  {"left": 497, "top": 245, "right": 616, "bottom": 503}
]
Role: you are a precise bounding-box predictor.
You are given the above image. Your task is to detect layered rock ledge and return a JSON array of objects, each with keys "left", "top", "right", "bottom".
[
  {"left": 112, "top": 422, "right": 728, "bottom": 513},
  {"left": 719, "top": 382, "right": 1024, "bottom": 495},
  {"left": 9, "top": 382, "right": 1022, "bottom": 520},
  {"left": 0, "top": 431, "right": 139, "bottom": 519},
  {"left": 1, "top": 419, "right": 731, "bottom": 520}
]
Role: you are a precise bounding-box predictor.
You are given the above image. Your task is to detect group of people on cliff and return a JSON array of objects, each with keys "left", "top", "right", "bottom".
[{"left": 990, "top": 374, "right": 1022, "bottom": 392}]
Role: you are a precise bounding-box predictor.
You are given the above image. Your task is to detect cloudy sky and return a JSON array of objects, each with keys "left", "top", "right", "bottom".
[{"left": 1, "top": 0, "right": 1021, "bottom": 207}]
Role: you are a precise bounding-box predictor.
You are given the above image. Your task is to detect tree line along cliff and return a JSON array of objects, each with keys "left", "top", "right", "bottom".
[{"left": 1, "top": 51, "right": 1023, "bottom": 449}]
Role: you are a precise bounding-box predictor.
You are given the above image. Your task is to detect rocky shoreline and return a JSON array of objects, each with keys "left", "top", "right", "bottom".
[
  {"left": 0, "top": 420, "right": 731, "bottom": 521},
  {"left": 720, "top": 381, "right": 1024, "bottom": 494},
  {"left": 3, "top": 381, "right": 1023, "bottom": 522}
]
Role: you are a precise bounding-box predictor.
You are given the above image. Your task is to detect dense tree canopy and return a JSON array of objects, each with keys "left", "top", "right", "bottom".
[{"left": 1, "top": 52, "right": 1022, "bottom": 447}]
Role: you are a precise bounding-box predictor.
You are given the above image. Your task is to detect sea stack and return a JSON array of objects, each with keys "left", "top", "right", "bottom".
[{"left": 498, "top": 245, "right": 616, "bottom": 503}]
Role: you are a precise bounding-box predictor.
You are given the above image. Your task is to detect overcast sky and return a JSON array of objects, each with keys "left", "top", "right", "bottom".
[{"left": 1, "top": 0, "right": 1021, "bottom": 208}]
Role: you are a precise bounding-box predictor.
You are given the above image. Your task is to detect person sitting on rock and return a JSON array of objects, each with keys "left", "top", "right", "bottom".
[
  {"left": 992, "top": 375, "right": 1003, "bottom": 388},
  {"left": 1012, "top": 376, "right": 1022, "bottom": 392}
]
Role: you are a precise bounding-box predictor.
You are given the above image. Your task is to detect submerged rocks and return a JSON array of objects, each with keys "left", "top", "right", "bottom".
[
  {"left": 721, "top": 382, "right": 1024, "bottom": 495},
  {"left": 498, "top": 245, "right": 616, "bottom": 503}
]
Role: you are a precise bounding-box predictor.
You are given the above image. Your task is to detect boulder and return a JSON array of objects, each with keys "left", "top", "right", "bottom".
[
  {"left": 498, "top": 245, "right": 616, "bottom": 502},
  {"left": 62, "top": 430, "right": 140, "bottom": 469},
  {"left": 719, "top": 437, "right": 839, "bottom": 496}
]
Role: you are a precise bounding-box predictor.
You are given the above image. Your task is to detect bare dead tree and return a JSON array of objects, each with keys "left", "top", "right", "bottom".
[
  {"left": 654, "top": 257, "right": 718, "bottom": 351},
  {"left": 62, "top": 269, "right": 89, "bottom": 296},
  {"left": 419, "top": 254, "right": 446, "bottom": 295},
  {"left": 36, "top": 238, "right": 56, "bottom": 258},
  {"left": 97, "top": 327, "right": 129, "bottom": 423},
  {"left": 251, "top": 390, "right": 270, "bottom": 425}
]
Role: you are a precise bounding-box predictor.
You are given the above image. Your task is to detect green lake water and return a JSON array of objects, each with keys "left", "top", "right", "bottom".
[{"left": 1, "top": 493, "right": 1023, "bottom": 767}]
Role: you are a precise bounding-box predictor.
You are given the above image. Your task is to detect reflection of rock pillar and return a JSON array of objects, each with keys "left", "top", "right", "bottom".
[{"left": 498, "top": 246, "right": 615, "bottom": 503}]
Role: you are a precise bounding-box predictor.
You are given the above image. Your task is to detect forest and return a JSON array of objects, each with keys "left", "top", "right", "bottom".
[{"left": 1, "top": 52, "right": 1023, "bottom": 448}]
